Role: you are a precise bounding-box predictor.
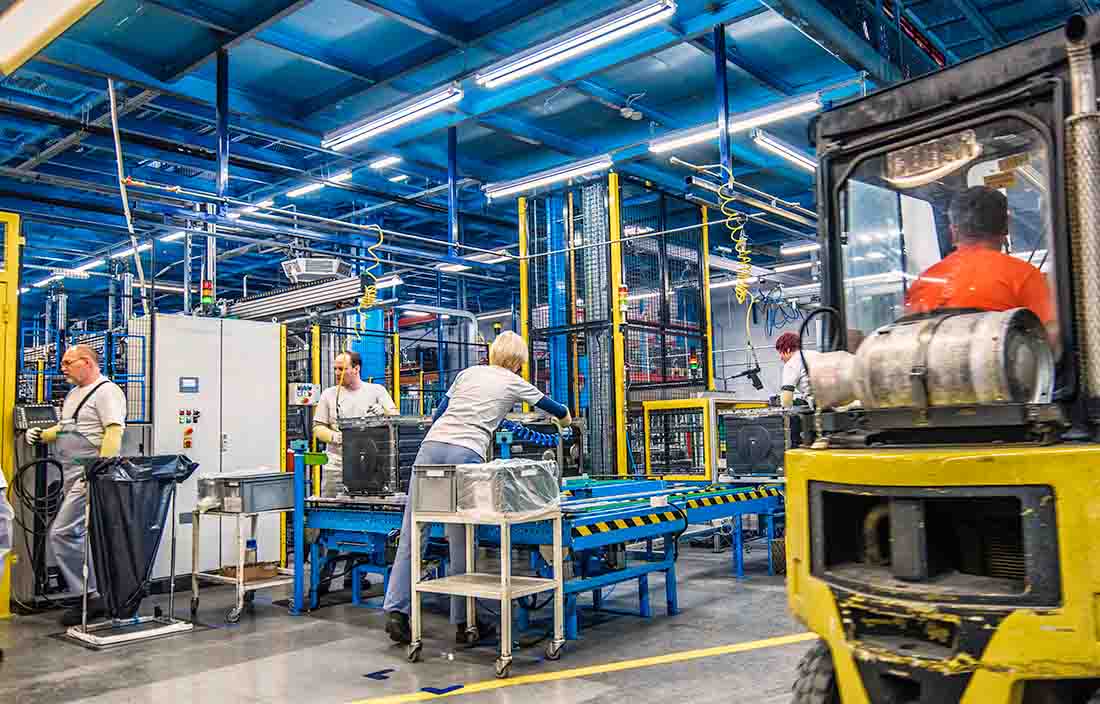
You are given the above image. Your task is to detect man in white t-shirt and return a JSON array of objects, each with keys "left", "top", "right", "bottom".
[
  {"left": 312, "top": 351, "right": 398, "bottom": 497},
  {"left": 26, "top": 344, "right": 126, "bottom": 626},
  {"left": 775, "top": 332, "right": 820, "bottom": 408}
]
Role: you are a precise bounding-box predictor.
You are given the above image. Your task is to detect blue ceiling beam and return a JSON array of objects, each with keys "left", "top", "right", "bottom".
[
  {"left": 689, "top": 34, "right": 795, "bottom": 96},
  {"left": 870, "top": 0, "right": 960, "bottom": 65},
  {"left": 163, "top": 0, "right": 317, "bottom": 81},
  {"left": 950, "top": 0, "right": 1003, "bottom": 48},
  {"left": 344, "top": 0, "right": 470, "bottom": 46},
  {"left": 754, "top": 0, "right": 903, "bottom": 84},
  {"left": 39, "top": 38, "right": 290, "bottom": 120}
]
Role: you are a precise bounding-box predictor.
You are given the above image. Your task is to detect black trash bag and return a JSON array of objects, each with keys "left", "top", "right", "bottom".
[{"left": 85, "top": 455, "right": 198, "bottom": 620}]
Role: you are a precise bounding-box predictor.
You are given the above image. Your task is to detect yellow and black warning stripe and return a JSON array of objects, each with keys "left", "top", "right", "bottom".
[
  {"left": 572, "top": 510, "right": 683, "bottom": 538},
  {"left": 683, "top": 486, "right": 783, "bottom": 510},
  {"left": 570, "top": 487, "right": 784, "bottom": 538}
]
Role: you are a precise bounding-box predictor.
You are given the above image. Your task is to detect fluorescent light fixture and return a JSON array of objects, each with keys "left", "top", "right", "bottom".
[
  {"left": 111, "top": 242, "right": 152, "bottom": 259},
  {"left": 322, "top": 84, "right": 464, "bottom": 151},
  {"left": 650, "top": 94, "right": 822, "bottom": 154},
  {"left": 773, "top": 260, "right": 815, "bottom": 273},
  {"left": 438, "top": 263, "right": 471, "bottom": 273},
  {"left": 370, "top": 156, "right": 402, "bottom": 169},
  {"left": 476, "top": 311, "right": 513, "bottom": 321},
  {"left": 18, "top": 287, "right": 29, "bottom": 295},
  {"left": 74, "top": 258, "right": 105, "bottom": 272},
  {"left": 286, "top": 182, "right": 324, "bottom": 198},
  {"left": 240, "top": 199, "right": 275, "bottom": 214},
  {"left": 0, "top": 0, "right": 103, "bottom": 76},
  {"left": 752, "top": 129, "right": 816, "bottom": 172},
  {"left": 466, "top": 249, "right": 512, "bottom": 265},
  {"left": 475, "top": 0, "right": 676, "bottom": 88},
  {"left": 161, "top": 231, "right": 186, "bottom": 242},
  {"left": 780, "top": 242, "right": 820, "bottom": 256},
  {"left": 32, "top": 275, "right": 61, "bottom": 288},
  {"left": 226, "top": 212, "right": 242, "bottom": 219},
  {"left": 865, "top": 251, "right": 887, "bottom": 260},
  {"left": 483, "top": 155, "right": 613, "bottom": 200},
  {"left": 709, "top": 278, "right": 758, "bottom": 290},
  {"left": 388, "top": 174, "right": 408, "bottom": 183},
  {"left": 329, "top": 171, "right": 353, "bottom": 183},
  {"left": 375, "top": 275, "right": 404, "bottom": 289},
  {"left": 624, "top": 224, "right": 655, "bottom": 236}
]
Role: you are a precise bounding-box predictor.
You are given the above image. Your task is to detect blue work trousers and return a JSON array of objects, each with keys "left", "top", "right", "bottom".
[{"left": 382, "top": 441, "right": 491, "bottom": 623}]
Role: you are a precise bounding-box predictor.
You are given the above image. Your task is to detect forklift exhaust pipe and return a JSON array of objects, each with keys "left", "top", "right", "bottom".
[{"left": 1064, "top": 15, "right": 1100, "bottom": 409}]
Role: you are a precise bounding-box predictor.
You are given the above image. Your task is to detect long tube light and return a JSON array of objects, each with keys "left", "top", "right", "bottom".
[
  {"left": 483, "top": 155, "right": 613, "bottom": 200},
  {"left": 111, "top": 242, "right": 151, "bottom": 259},
  {"left": 0, "top": 0, "right": 103, "bottom": 76},
  {"left": 375, "top": 275, "right": 403, "bottom": 289},
  {"left": 370, "top": 156, "right": 402, "bottom": 169},
  {"left": 773, "top": 260, "right": 815, "bottom": 273},
  {"left": 161, "top": 231, "right": 186, "bottom": 242},
  {"left": 780, "top": 242, "right": 821, "bottom": 256},
  {"left": 75, "top": 258, "right": 105, "bottom": 272},
  {"left": 649, "top": 94, "right": 822, "bottom": 154},
  {"left": 475, "top": 0, "right": 676, "bottom": 88},
  {"left": 321, "top": 84, "right": 463, "bottom": 151},
  {"left": 752, "top": 129, "right": 816, "bottom": 172}
]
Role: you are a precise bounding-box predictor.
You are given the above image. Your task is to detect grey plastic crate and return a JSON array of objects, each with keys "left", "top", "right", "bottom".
[
  {"left": 199, "top": 471, "right": 294, "bottom": 513},
  {"left": 411, "top": 465, "right": 458, "bottom": 513}
]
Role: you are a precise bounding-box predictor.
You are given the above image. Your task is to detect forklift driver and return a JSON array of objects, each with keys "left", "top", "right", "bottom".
[{"left": 904, "top": 185, "right": 1059, "bottom": 354}]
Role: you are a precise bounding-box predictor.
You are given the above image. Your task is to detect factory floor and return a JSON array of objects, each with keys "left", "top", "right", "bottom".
[{"left": 0, "top": 547, "right": 812, "bottom": 704}]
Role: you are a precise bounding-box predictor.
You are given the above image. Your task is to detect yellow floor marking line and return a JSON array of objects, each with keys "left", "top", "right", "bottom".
[{"left": 352, "top": 632, "right": 817, "bottom": 704}]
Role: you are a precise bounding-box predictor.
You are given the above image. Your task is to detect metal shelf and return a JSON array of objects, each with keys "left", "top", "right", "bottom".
[{"left": 414, "top": 573, "right": 557, "bottom": 600}]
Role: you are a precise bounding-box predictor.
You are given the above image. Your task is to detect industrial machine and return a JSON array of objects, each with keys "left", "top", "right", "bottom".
[
  {"left": 787, "top": 15, "right": 1100, "bottom": 703},
  {"left": 720, "top": 408, "right": 802, "bottom": 478}
]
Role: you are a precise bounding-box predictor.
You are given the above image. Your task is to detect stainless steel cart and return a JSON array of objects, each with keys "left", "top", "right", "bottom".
[
  {"left": 191, "top": 509, "right": 295, "bottom": 623},
  {"left": 408, "top": 506, "right": 565, "bottom": 679}
]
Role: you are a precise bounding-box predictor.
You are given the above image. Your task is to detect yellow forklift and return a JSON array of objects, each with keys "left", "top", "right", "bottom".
[{"left": 787, "top": 14, "right": 1100, "bottom": 704}]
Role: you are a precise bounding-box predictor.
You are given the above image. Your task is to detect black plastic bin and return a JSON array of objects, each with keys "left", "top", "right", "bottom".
[{"left": 86, "top": 455, "right": 197, "bottom": 620}]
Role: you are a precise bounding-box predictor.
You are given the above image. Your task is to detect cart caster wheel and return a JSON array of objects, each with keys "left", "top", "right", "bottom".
[
  {"left": 244, "top": 591, "right": 256, "bottom": 606},
  {"left": 190, "top": 597, "right": 199, "bottom": 618},
  {"left": 226, "top": 606, "right": 242, "bottom": 624},
  {"left": 465, "top": 626, "right": 479, "bottom": 644},
  {"left": 545, "top": 641, "right": 564, "bottom": 661},
  {"left": 495, "top": 658, "right": 512, "bottom": 679},
  {"left": 407, "top": 643, "right": 422, "bottom": 663},
  {"left": 154, "top": 606, "right": 164, "bottom": 619}
]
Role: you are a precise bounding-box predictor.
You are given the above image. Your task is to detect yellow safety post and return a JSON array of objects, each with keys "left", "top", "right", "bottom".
[
  {"left": 35, "top": 359, "right": 44, "bottom": 402},
  {"left": 518, "top": 197, "right": 530, "bottom": 382},
  {"left": 701, "top": 206, "right": 716, "bottom": 391},
  {"left": 279, "top": 324, "right": 288, "bottom": 568},
  {"left": 310, "top": 325, "right": 321, "bottom": 494},
  {"left": 391, "top": 330, "right": 401, "bottom": 413},
  {"left": 1, "top": 212, "right": 24, "bottom": 619},
  {"left": 608, "top": 173, "right": 629, "bottom": 475},
  {"left": 418, "top": 371, "right": 425, "bottom": 416}
]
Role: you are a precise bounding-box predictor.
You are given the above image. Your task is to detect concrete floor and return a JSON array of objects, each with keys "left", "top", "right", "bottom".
[{"left": 0, "top": 547, "right": 812, "bottom": 704}]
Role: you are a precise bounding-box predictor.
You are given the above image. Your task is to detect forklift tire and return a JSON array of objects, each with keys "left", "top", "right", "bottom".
[
  {"left": 792, "top": 641, "right": 840, "bottom": 704},
  {"left": 771, "top": 539, "right": 787, "bottom": 576}
]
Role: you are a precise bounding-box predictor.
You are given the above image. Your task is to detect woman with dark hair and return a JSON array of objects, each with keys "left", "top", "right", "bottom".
[{"left": 775, "top": 332, "right": 819, "bottom": 408}]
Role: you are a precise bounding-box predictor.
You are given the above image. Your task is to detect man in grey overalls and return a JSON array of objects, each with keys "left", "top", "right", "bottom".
[{"left": 27, "top": 344, "right": 126, "bottom": 626}]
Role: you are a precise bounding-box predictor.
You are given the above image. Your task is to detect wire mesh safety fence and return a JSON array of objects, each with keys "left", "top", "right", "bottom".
[
  {"left": 646, "top": 405, "right": 708, "bottom": 479},
  {"left": 398, "top": 334, "right": 488, "bottom": 417}
]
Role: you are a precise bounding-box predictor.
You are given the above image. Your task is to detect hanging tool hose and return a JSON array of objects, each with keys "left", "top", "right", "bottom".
[
  {"left": 335, "top": 224, "right": 387, "bottom": 384},
  {"left": 705, "top": 163, "right": 753, "bottom": 305},
  {"left": 499, "top": 419, "right": 559, "bottom": 447},
  {"left": 797, "top": 306, "right": 843, "bottom": 382},
  {"left": 10, "top": 456, "right": 65, "bottom": 608},
  {"left": 106, "top": 78, "right": 150, "bottom": 316}
]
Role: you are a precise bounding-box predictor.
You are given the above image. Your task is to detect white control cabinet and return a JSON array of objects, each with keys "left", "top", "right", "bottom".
[{"left": 147, "top": 314, "right": 282, "bottom": 579}]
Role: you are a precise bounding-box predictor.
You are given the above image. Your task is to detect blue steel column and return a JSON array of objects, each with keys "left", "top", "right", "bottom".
[
  {"left": 548, "top": 195, "right": 568, "bottom": 401},
  {"left": 713, "top": 25, "right": 733, "bottom": 179},
  {"left": 447, "top": 126, "right": 458, "bottom": 259},
  {"left": 216, "top": 50, "right": 230, "bottom": 200}
]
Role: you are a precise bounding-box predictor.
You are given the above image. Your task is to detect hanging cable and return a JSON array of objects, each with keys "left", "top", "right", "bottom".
[{"left": 106, "top": 78, "right": 150, "bottom": 316}]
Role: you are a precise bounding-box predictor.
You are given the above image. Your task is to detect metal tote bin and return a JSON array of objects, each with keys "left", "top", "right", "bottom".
[
  {"left": 198, "top": 470, "right": 295, "bottom": 513},
  {"left": 411, "top": 465, "right": 458, "bottom": 513}
]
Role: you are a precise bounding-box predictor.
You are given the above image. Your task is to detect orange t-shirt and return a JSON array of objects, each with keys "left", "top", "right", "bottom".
[{"left": 903, "top": 245, "right": 1055, "bottom": 324}]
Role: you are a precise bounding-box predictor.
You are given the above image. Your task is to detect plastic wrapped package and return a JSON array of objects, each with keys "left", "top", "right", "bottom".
[
  {"left": 456, "top": 459, "right": 560, "bottom": 521},
  {"left": 0, "top": 470, "right": 12, "bottom": 564}
]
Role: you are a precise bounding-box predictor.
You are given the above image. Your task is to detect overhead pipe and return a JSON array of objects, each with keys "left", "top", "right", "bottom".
[
  {"left": 106, "top": 78, "right": 150, "bottom": 315},
  {"left": 671, "top": 156, "right": 817, "bottom": 218},
  {"left": 398, "top": 303, "right": 479, "bottom": 346},
  {"left": 687, "top": 175, "right": 817, "bottom": 228}
]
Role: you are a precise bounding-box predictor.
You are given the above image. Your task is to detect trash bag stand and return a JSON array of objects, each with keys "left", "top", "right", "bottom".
[{"left": 66, "top": 477, "right": 194, "bottom": 649}]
